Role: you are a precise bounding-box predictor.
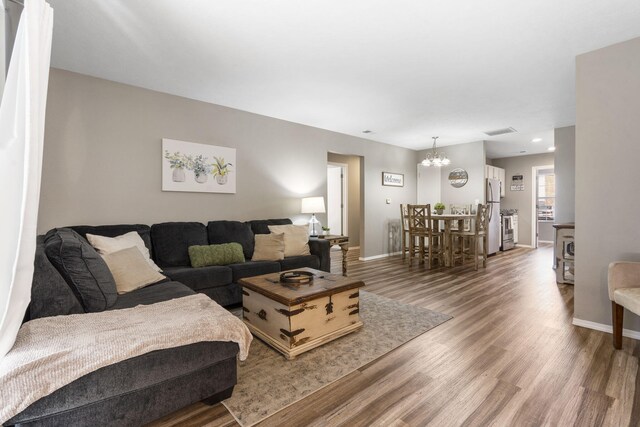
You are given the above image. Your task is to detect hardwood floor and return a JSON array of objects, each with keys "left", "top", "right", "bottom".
[{"left": 149, "top": 245, "right": 640, "bottom": 427}]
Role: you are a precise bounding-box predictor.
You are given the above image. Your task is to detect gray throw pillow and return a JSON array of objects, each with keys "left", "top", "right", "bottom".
[
  {"left": 44, "top": 228, "right": 118, "bottom": 312},
  {"left": 29, "top": 239, "right": 85, "bottom": 320}
]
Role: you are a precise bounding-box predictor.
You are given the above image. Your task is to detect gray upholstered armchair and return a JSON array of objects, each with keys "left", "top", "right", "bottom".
[{"left": 608, "top": 261, "right": 640, "bottom": 349}]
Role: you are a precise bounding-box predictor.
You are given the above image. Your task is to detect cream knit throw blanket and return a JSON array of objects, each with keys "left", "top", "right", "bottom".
[{"left": 0, "top": 294, "right": 252, "bottom": 424}]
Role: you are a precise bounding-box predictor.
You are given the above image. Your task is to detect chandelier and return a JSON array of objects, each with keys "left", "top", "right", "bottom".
[{"left": 421, "top": 136, "right": 450, "bottom": 167}]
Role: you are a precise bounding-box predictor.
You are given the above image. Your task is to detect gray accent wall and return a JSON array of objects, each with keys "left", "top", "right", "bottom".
[
  {"left": 492, "top": 152, "right": 555, "bottom": 247},
  {"left": 554, "top": 126, "right": 576, "bottom": 224},
  {"left": 40, "top": 69, "right": 418, "bottom": 258},
  {"left": 575, "top": 36, "right": 640, "bottom": 329},
  {"left": 416, "top": 140, "right": 486, "bottom": 207}
]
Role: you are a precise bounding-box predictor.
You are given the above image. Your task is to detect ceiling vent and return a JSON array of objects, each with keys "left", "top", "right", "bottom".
[{"left": 484, "top": 127, "right": 517, "bottom": 137}]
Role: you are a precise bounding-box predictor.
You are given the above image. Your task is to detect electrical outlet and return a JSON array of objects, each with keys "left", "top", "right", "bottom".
[{"left": 386, "top": 198, "right": 391, "bottom": 204}]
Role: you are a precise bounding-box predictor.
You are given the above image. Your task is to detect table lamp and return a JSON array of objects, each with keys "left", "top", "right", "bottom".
[{"left": 301, "top": 196, "right": 325, "bottom": 237}]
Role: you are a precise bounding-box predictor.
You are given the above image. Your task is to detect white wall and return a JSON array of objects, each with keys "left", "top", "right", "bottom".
[
  {"left": 554, "top": 126, "right": 576, "bottom": 224},
  {"left": 40, "top": 69, "right": 417, "bottom": 258},
  {"left": 575, "top": 36, "right": 640, "bottom": 329}
]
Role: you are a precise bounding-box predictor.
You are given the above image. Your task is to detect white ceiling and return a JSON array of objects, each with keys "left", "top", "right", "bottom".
[
  {"left": 485, "top": 129, "right": 555, "bottom": 159},
  {"left": 47, "top": 0, "right": 640, "bottom": 151}
]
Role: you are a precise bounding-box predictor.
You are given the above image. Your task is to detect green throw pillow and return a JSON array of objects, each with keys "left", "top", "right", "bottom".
[{"left": 188, "top": 243, "right": 245, "bottom": 268}]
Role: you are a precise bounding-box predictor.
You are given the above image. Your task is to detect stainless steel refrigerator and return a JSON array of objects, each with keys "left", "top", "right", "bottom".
[{"left": 486, "top": 178, "right": 501, "bottom": 255}]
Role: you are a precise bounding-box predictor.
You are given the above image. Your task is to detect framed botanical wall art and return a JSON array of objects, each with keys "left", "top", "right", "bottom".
[{"left": 162, "top": 138, "right": 236, "bottom": 193}]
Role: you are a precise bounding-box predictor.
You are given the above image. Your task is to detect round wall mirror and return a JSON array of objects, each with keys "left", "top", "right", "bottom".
[{"left": 448, "top": 168, "right": 469, "bottom": 188}]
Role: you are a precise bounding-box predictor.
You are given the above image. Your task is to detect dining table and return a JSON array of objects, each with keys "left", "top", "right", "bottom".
[{"left": 431, "top": 213, "right": 477, "bottom": 267}]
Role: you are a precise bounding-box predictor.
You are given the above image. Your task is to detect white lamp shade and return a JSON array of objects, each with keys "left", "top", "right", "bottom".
[{"left": 301, "top": 196, "right": 326, "bottom": 214}]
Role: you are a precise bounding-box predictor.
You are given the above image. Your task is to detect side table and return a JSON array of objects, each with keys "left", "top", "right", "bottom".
[
  {"left": 319, "top": 234, "right": 349, "bottom": 276},
  {"left": 553, "top": 223, "right": 574, "bottom": 285}
]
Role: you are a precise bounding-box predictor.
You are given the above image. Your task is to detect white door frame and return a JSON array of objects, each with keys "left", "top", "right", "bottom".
[
  {"left": 531, "top": 164, "right": 554, "bottom": 248},
  {"left": 327, "top": 162, "right": 348, "bottom": 236}
]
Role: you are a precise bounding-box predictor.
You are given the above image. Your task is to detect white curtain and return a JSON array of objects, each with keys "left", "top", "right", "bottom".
[{"left": 0, "top": 0, "right": 53, "bottom": 359}]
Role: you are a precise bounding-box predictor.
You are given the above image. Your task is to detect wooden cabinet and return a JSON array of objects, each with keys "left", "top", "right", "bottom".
[{"left": 485, "top": 165, "right": 506, "bottom": 198}]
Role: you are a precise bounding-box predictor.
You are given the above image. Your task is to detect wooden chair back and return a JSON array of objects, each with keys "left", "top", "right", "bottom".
[
  {"left": 400, "top": 204, "right": 409, "bottom": 233},
  {"left": 476, "top": 204, "right": 489, "bottom": 234},
  {"left": 407, "top": 204, "right": 432, "bottom": 233},
  {"left": 450, "top": 204, "right": 472, "bottom": 231}
]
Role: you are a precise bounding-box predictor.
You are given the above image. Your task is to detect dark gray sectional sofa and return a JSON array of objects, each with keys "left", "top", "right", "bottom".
[
  {"left": 71, "top": 218, "right": 330, "bottom": 307},
  {"left": 5, "top": 218, "right": 329, "bottom": 427}
]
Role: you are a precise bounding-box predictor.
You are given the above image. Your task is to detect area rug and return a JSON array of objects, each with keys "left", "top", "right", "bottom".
[{"left": 223, "top": 290, "right": 452, "bottom": 426}]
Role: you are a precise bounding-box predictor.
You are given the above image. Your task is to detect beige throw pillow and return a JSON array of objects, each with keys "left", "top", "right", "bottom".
[
  {"left": 86, "top": 232, "right": 162, "bottom": 272},
  {"left": 102, "top": 247, "right": 167, "bottom": 294},
  {"left": 268, "top": 224, "right": 311, "bottom": 257},
  {"left": 252, "top": 233, "right": 285, "bottom": 261}
]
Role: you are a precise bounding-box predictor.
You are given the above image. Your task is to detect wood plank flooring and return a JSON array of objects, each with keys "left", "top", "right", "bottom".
[{"left": 149, "top": 245, "right": 640, "bottom": 427}]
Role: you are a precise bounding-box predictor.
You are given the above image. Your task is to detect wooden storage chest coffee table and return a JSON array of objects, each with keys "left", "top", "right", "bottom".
[{"left": 239, "top": 267, "right": 365, "bottom": 359}]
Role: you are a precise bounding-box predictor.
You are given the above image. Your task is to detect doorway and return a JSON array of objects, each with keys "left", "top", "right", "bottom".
[
  {"left": 327, "top": 152, "right": 363, "bottom": 251},
  {"left": 327, "top": 163, "right": 347, "bottom": 236},
  {"left": 532, "top": 165, "right": 555, "bottom": 247},
  {"left": 416, "top": 163, "right": 442, "bottom": 205}
]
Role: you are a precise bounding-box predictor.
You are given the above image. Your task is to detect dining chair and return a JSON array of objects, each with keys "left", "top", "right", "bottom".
[
  {"left": 608, "top": 261, "right": 640, "bottom": 349},
  {"left": 399, "top": 204, "right": 415, "bottom": 261},
  {"left": 450, "top": 204, "right": 489, "bottom": 270},
  {"left": 407, "top": 204, "right": 444, "bottom": 268},
  {"left": 449, "top": 204, "right": 471, "bottom": 231}
]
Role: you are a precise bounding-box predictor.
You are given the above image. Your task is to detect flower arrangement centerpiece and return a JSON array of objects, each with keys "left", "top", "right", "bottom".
[
  {"left": 212, "top": 156, "right": 233, "bottom": 185},
  {"left": 434, "top": 202, "right": 446, "bottom": 215}
]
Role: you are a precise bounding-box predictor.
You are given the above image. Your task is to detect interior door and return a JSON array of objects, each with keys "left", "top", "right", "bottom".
[
  {"left": 417, "top": 164, "right": 441, "bottom": 205},
  {"left": 327, "top": 164, "right": 346, "bottom": 235}
]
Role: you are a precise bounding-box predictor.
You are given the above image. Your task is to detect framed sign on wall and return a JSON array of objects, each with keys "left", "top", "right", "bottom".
[
  {"left": 510, "top": 174, "right": 524, "bottom": 191},
  {"left": 382, "top": 172, "right": 404, "bottom": 187}
]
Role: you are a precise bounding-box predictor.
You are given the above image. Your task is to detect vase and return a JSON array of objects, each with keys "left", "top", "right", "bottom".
[
  {"left": 436, "top": 209, "right": 444, "bottom": 215},
  {"left": 172, "top": 167, "right": 185, "bottom": 182},
  {"left": 216, "top": 174, "right": 228, "bottom": 185},
  {"left": 195, "top": 173, "right": 208, "bottom": 184},
  {"left": 323, "top": 230, "right": 330, "bottom": 236}
]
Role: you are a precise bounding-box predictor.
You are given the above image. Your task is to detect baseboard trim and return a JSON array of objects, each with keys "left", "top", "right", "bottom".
[
  {"left": 359, "top": 251, "right": 401, "bottom": 261},
  {"left": 572, "top": 317, "right": 640, "bottom": 340}
]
